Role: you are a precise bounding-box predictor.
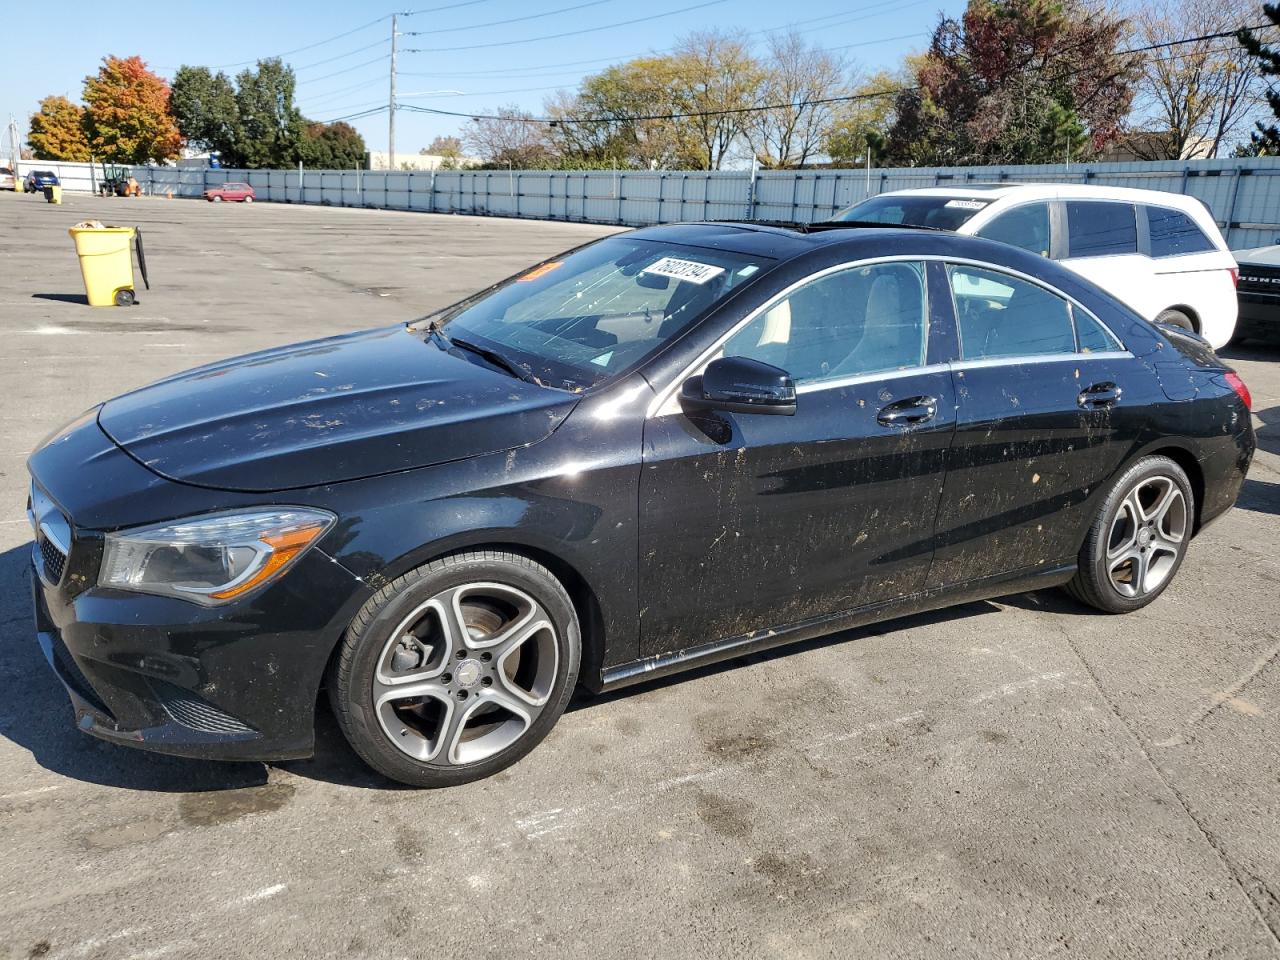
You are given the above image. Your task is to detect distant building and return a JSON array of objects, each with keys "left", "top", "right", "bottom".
[
  {"left": 1098, "top": 133, "right": 1215, "bottom": 162},
  {"left": 365, "top": 151, "right": 477, "bottom": 171}
]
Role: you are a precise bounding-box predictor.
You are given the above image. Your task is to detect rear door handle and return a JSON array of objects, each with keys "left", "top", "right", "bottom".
[
  {"left": 877, "top": 395, "right": 938, "bottom": 426},
  {"left": 1078, "top": 382, "right": 1122, "bottom": 408}
]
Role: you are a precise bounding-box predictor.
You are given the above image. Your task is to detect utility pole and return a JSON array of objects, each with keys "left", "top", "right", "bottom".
[
  {"left": 6, "top": 115, "right": 18, "bottom": 174},
  {"left": 389, "top": 13, "right": 398, "bottom": 172}
]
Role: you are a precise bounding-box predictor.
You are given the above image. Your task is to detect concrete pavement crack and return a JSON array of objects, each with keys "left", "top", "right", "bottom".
[
  {"left": 1185, "top": 637, "right": 1280, "bottom": 730},
  {"left": 1062, "top": 629, "right": 1280, "bottom": 953}
]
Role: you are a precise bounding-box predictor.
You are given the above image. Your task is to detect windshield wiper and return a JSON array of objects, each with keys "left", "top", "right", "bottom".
[{"left": 449, "top": 337, "right": 543, "bottom": 386}]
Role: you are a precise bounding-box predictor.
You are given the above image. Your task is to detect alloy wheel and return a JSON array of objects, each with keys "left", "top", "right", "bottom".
[
  {"left": 1106, "top": 475, "right": 1187, "bottom": 599},
  {"left": 372, "top": 582, "right": 559, "bottom": 766}
]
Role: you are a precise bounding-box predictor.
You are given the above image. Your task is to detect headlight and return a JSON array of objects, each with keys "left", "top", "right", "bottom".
[{"left": 100, "top": 508, "right": 335, "bottom": 606}]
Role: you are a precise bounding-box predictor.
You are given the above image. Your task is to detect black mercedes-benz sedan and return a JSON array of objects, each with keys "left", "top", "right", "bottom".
[{"left": 28, "top": 222, "right": 1255, "bottom": 787}]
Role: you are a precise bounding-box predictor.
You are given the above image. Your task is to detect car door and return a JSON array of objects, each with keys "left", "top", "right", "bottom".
[
  {"left": 927, "top": 262, "right": 1137, "bottom": 587},
  {"left": 1058, "top": 200, "right": 1155, "bottom": 317},
  {"left": 637, "top": 259, "right": 957, "bottom": 658}
]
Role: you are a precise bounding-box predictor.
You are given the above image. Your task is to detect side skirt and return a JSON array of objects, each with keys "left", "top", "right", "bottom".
[{"left": 595, "top": 563, "right": 1077, "bottom": 692}]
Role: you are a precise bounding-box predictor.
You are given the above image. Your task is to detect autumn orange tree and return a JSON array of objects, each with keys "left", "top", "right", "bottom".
[
  {"left": 81, "top": 55, "right": 182, "bottom": 164},
  {"left": 27, "top": 96, "right": 91, "bottom": 161}
]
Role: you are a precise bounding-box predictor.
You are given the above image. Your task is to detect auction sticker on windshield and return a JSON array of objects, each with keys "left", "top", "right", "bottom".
[
  {"left": 945, "top": 199, "right": 988, "bottom": 210},
  {"left": 642, "top": 257, "right": 725, "bottom": 285}
]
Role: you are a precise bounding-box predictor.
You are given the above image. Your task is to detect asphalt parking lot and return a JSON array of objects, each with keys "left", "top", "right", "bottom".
[{"left": 1, "top": 191, "right": 1278, "bottom": 960}]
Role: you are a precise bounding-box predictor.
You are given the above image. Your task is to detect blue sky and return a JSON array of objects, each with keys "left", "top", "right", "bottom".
[{"left": 0, "top": 0, "right": 966, "bottom": 158}]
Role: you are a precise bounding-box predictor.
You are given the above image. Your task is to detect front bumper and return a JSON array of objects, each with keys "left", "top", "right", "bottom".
[{"left": 31, "top": 545, "right": 366, "bottom": 763}]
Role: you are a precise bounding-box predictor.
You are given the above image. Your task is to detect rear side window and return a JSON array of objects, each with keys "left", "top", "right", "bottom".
[
  {"left": 1066, "top": 202, "right": 1137, "bottom": 257},
  {"left": 1146, "top": 206, "right": 1216, "bottom": 257},
  {"left": 974, "top": 203, "right": 1051, "bottom": 256},
  {"left": 948, "top": 266, "right": 1076, "bottom": 358},
  {"left": 1074, "top": 308, "right": 1123, "bottom": 353}
]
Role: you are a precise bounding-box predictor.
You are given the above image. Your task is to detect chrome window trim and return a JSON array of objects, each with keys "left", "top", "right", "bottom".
[
  {"left": 950, "top": 350, "right": 1133, "bottom": 372},
  {"left": 647, "top": 253, "right": 1129, "bottom": 419},
  {"left": 795, "top": 362, "right": 952, "bottom": 395}
]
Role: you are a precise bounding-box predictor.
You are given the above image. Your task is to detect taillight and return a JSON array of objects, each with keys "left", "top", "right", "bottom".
[
  {"left": 1229, "top": 267, "right": 1239, "bottom": 287},
  {"left": 1225, "top": 371, "right": 1252, "bottom": 411}
]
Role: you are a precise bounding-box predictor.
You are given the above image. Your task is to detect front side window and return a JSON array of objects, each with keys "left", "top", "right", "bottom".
[
  {"left": 949, "top": 265, "right": 1076, "bottom": 359},
  {"left": 1146, "top": 206, "right": 1215, "bottom": 257},
  {"left": 1066, "top": 201, "right": 1138, "bottom": 257},
  {"left": 975, "top": 203, "right": 1051, "bottom": 256},
  {"left": 434, "top": 237, "right": 768, "bottom": 390},
  {"left": 722, "top": 261, "right": 928, "bottom": 385}
]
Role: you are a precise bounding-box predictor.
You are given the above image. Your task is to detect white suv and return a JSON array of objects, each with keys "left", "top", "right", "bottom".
[{"left": 833, "top": 184, "right": 1238, "bottom": 348}]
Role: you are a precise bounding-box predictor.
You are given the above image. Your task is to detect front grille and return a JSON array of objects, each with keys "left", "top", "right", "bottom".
[
  {"left": 151, "top": 680, "right": 255, "bottom": 735},
  {"left": 1237, "top": 263, "right": 1280, "bottom": 293},
  {"left": 38, "top": 534, "right": 67, "bottom": 583}
]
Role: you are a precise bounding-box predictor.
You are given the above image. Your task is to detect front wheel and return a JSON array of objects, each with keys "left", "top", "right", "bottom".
[
  {"left": 329, "top": 551, "right": 581, "bottom": 787},
  {"left": 244, "top": 196, "right": 254, "bottom": 203},
  {"left": 1065, "top": 455, "right": 1194, "bottom": 613},
  {"left": 212, "top": 195, "right": 223, "bottom": 202}
]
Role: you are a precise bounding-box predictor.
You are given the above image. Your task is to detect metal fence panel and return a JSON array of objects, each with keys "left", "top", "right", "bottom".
[{"left": 25, "top": 157, "right": 1280, "bottom": 248}]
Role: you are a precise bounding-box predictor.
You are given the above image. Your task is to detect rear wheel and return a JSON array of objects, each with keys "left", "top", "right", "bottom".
[
  {"left": 244, "top": 196, "right": 254, "bottom": 203},
  {"left": 330, "top": 551, "right": 581, "bottom": 787},
  {"left": 1065, "top": 455, "right": 1193, "bottom": 613},
  {"left": 1155, "top": 308, "right": 1195, "bottom": 333}
]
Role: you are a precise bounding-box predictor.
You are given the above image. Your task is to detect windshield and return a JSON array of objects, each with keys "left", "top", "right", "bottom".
[
  {"left": 834, "top": 194, "right": 991, "bottom": 230},
  {"left": 429, "top": 237, "right": 770, "bottom": 390}
]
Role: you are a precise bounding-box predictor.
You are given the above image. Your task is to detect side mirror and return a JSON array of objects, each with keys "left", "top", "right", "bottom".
[{"left": 680, "top": 356, "right": 796, "bottom": 417}]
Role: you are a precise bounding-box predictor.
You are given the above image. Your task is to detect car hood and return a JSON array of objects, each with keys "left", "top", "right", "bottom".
[
  {"left": 1234, "top": 245, "right": 1280, "bottom": 267},
  {"left": 97, "top": 325, "right": 579, "bottom": 492}
]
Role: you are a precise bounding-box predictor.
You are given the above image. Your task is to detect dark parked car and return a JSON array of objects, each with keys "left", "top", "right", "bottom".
[
  {"left": 28, "top": 223, "right": 1254, "bottom": 787},
  {"left": 1233, "top": 245, "right": 1280, "bottom": 342},
  {"left": 23, "top": 170, "right": 59, "bottom": 192}
]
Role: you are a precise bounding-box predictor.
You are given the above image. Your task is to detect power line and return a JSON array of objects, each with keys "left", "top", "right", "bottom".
[
  {"left": 297, "top": 55, "right": 391, "bottom": 86},
  {"left": 394, "top": 24, "right": 1278, "bottom": 128},
  {"left": 404, "top": 0, "right": 729, "bottom": 53},
  {"left": 293, "top": 38, "right": 388, "bottom": 72},
  {"left": 212, "top": 15, "right": 391, "bottom": 69},
  {"left": 398, "top": 0, "right": 924, "bottom": 77},
  {"left": 403, "top": 0, "right": 623, "bottom": 36}
]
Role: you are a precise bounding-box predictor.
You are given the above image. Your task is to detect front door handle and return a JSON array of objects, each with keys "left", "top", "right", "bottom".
[
  {"left": 1078, "top": 382, "right": 1122, "bottom": 408},
  {"left": 877, "top": 395, "right": 938, "bottom": 426}
]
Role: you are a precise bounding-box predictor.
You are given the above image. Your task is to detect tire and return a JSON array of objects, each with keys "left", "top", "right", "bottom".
[
  {"left": 212, "top": 195, "right": 223, "bottom": 202},
  {"left": 1064, "top": 455, "right": 1194, "bottom": 613},
  {"left": 244, "top": 196, "right": 254, "bottom": 203},
  {"left": 1155, "top": 308, "right": 1195, "bottom": 333},
  {"left": 329, "top": 550, "right": 581, "bottom": 787},
  {"left": 113, "top": 288, "right": 136, "bottom": 307}
]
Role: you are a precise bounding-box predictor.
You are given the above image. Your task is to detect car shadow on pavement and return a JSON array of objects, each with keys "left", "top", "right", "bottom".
[
  {"left": 30, "top": 293, "right": 89, "bottom": 305},
  {"left": 1238, "top": 477, "right": 1280, "bottom": 516},
  {"left": 0, "top": 543, "right": 271, "bottom": 793}
]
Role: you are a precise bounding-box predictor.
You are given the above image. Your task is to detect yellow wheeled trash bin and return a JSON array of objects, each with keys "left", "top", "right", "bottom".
[{"left": 68, "top": 223, "right": 150, "bottom": 306}]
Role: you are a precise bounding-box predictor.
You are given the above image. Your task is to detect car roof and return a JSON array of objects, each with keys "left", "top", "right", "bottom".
[
  {"left": 627, "top": 220, "right": 1014, "bottom": 262},
  {"left": 872, "top": 182, "right": 1206, "bottom": 208}
]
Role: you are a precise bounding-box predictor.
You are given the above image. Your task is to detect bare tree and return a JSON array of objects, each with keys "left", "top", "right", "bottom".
[
  {"left": 671, "top": 31, "right": 763, "bottom": 170},
  {"left": 462, "top": 105, "right": 556, "bottom": 168},
  {"left": 1127, "top": 0, "right": 1268, "bottom": 158},
  {"left": 747, "top": 32, "right": 851, "bottom": 168}
]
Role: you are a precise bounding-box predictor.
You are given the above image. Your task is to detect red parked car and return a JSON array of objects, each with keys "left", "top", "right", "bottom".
[{"left": 204, "top": 182, "right": 255, "bottom": 203}]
